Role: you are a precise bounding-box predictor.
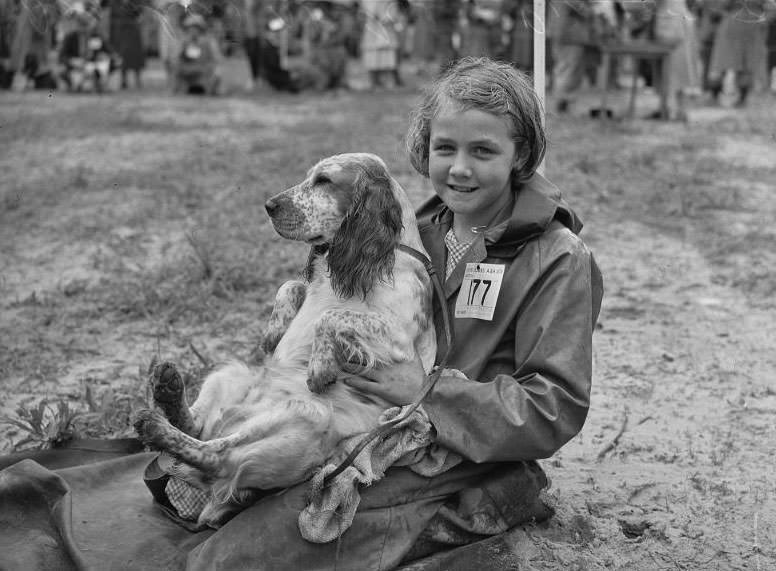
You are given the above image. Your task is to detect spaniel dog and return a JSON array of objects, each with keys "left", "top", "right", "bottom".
[{"left": 134, "top": 153, "right": 435, "bottom": 526}]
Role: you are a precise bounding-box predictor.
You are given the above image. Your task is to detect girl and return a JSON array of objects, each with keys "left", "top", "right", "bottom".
[
  {"left": 186, "top": 57, "right": 603, "bottom": 570},
  {"left": 707, "top": 0, "right": 771, "bottom": 107}
]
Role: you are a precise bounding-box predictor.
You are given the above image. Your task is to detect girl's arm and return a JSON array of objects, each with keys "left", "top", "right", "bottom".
[{"left": 424, "top": 243, "right": 598, "bottom": 463}]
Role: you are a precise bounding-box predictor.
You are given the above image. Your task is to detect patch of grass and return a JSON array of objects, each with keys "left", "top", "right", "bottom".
[{"left": 0, "top": 399, "right": 83, "bottom": 451}]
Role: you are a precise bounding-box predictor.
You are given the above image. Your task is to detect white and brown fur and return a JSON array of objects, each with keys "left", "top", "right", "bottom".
[{"left": 134, "top": 153, "right": 435, "bottom": 526}]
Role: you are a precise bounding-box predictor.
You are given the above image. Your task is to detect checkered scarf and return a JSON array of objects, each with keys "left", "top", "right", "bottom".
[{"left": 444, "top": 228, "right": 474, "bottom": 279}]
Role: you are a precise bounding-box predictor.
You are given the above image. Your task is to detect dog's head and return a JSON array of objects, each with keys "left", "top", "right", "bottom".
[{"left": 265, "top": 153, "right": 404, "bottom": 299}]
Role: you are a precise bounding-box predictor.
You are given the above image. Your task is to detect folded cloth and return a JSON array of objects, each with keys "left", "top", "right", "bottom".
[
  {"left": 299, "top": 404, "right": 462, "bottom": 543},
  {"left": 142, "top": 452, "right": 211, "bottom": 531}
]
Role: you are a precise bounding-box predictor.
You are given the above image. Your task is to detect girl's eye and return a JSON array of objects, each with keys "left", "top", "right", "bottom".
[
  {"left": 473, "top": 146, "right": 495, "bottom": 156},
  {"left": 432, "top": 144, "right": 454, "bottom": 152}
]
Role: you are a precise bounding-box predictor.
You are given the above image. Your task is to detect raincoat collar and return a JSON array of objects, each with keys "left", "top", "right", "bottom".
[{"left": 417, "top": 172, "right": 584, "bottom": 256}]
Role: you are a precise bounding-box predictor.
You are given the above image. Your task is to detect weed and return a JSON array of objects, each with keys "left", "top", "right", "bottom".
[
  {"left": 186, "top": 230, "right": 214, "bottom": 280},
  {"left": 78, "top": 379, "right": 149, "bottom": 439},
  {"left": 0, "top": 399, "right": 83, "bottom": 451},
  {"left": 2, "top": 189, "right": 24, "bottom": 211}
]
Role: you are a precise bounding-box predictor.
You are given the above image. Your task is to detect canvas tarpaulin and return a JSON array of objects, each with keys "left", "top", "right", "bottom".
[
  {"left": 0, "top": 440, "right": 551, "bottom": 570},
  {"left": 0, "top": 450, "right": 207, "bottom": 570}
]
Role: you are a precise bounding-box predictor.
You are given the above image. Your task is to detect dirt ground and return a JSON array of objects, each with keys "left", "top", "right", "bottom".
[{"left": 1, "top": 58, "right": 775, "bottom": 569}]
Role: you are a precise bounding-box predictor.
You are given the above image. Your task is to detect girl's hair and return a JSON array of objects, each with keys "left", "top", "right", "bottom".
[{"left": 406, "top": 57, "right": 546, "bottom": 186}]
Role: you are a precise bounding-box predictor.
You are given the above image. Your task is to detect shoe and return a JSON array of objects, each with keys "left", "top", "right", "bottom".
[{"left": 589, "top": 107, "right": 614, "bottom": 119}]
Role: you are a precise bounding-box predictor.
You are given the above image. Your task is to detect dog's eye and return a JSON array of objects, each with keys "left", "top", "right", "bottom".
[{"left": 314, "top": 175, "right": 332, "bottom": 185}]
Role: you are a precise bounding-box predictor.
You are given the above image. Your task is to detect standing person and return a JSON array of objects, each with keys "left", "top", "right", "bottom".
[
  {"left": 392, "top": 0, "right": 414, "bottom": 83},
  {"left": 108, "top": 0, "right": 145, "bottom": 89},
  {"left": 174, "top": 12, "right": 222, "bottom": 95},
  {"left": 502, "top": 0, "right": 534, "bottom": 71},
  {"left": 651, "top": 0, "right": 701, "bottom": 120},
  {"left": 708, "top": 0, "right": 770, "bottom": 106},
  {"left": 0, "top": 0, "right": 16, "bottom": 88},
  {"left": 157, "top": 0, "right": 186, "bottom": 89},
  {"left": 697, "top": 0, "right": 727, "bottom": 92},
  {"left": 458, "top": 0, "right": 503, "bottom": 59},
  {"left": 432, "top": 0, "right": 461, "bottom": 70},
  {"left": 242, "top": 0, "right": 271, "bottom": 91},
  {"left": 550, "top": 0, "right": 597, "bottom": 113},
  {"left": 409, "top": 0, "right": 436, "bottom": 72},
  {"left": 9, "top": 0, "right": 60, "bottom": 89},
  {"left": 769, "top": 8, "right": 776, "bottom": 91},
  {"left": 184, "top": 56, "right": 603, "bottom": 571},
  {"left": 360, "top": 0, "right": 400, "bottom": 88}
]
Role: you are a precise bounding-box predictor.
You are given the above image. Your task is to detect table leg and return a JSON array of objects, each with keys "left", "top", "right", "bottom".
[
  {"left": 658, "top": 54, "right": 670, "bottom": 119},
  {"left": 598, "top": 51, "right": 611, "bottom": 120},
  {"left": 628, "top": 57, "right": 638, "bottom": 119}
]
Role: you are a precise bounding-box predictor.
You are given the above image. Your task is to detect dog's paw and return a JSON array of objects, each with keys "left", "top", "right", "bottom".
[
  {"left": 150, "top": 361, "right": 185, "bottom": 404},
  {"left": 133, "top": 408, "right": 169, "bottom": 446},
  {"left": 306, "top": 368, "right": 338, "bottom": 393}
]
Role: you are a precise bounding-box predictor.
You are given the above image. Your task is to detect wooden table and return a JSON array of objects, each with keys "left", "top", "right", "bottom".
[{"left": 597, "top": 40, "right": 678, "bottom": 120}]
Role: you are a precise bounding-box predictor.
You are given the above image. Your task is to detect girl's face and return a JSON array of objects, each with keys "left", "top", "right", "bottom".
[{"left": 428, "top": 103, "right": 518, "bottom": 230}]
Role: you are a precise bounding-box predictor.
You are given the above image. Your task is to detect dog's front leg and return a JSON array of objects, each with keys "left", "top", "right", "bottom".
[
  {"left": 307, "top": 309, "right": 412, "bottom": 393},
  {"left": 261, "top": 280, "right": 307, "bottom": 355}
]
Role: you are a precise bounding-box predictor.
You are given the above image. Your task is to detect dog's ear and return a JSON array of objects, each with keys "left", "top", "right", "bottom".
[{"left": 328, "top": 160, "right": 403, "bottom": 299}]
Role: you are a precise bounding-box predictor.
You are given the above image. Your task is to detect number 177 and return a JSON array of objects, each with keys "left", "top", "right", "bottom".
[{"left": 467, "top": 279, "right": 492, "bottom": 306}]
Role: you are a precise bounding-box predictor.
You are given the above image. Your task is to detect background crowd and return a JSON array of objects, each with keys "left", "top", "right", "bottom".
[{"left": 1, "top": 0, "right": 775, "bottom": 112}]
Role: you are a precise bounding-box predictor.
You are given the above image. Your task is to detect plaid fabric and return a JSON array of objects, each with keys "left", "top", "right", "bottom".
[
  {"left": 165, "top": 474, "right": 209, "bottom": 521},
  {"left": 444, "top": 229, "right": 474, "bottom": 279}
]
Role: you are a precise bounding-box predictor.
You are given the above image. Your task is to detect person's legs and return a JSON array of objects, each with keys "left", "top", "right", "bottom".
[
  {"left": 401, "top": 461, "right": 551, "bottom": 564},
  {"left": 368, "top": 69, "right": 382, "bottom": 89},
  {"left": 393, "top": 63, "right": 404, "bottom": 87},
  {"left": 186, "top": 468, "right": 444, "bottom": 570},
  {"left": 707, "top": 70, "right": 723, "bottom": 104},
  {"left": 434, "top": 21, "right": 457, "bottom": 72},
  {"left": 243, "top": 35, "right": 259, "bottom": 88},
  {"left": 184, "top": 460, "right": 551, "bottom": 571},
  {"left": 735, "top": 69, "right": 752, "bottom": 106},
  {"left": 186, "top": 461, "right": 543, "bottom": 571},
  {"left": 255, "top": 36, "right": 268, "bottom": 83},
  {"left": 553, "top": 44, "right": 586, "bottom": 112}
]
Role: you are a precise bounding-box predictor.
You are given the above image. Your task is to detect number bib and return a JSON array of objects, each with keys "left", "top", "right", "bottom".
[{"left": 454, "top": 263, "right": 505, "bottom": 321}]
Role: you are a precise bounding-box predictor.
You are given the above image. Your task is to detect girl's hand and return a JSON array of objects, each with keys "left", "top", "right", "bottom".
[{"left": 342, "top": 351, "right": 427, "bottom": 406}]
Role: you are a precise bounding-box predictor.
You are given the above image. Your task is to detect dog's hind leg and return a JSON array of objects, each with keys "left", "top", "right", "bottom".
[
  {"left": 149, "top": 361, "right": 200, "bottom": 436},
  {"left": 134, "top": 409, "right": 240, "bottom": 476},
  {"left": 261, "top": 280, "right": 306, "bottom": 355}
]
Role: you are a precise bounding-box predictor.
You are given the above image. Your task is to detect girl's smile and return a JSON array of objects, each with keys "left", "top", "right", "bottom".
[{"left": 428, "top": 104, "right": 520, "bottom": 238}]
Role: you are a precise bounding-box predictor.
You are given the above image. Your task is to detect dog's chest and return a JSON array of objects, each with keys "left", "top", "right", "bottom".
[{"left": 272, "top": 283, "right": 363, "bottom": 364}]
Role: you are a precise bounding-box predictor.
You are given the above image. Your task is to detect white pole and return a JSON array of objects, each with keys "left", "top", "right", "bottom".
[{"left": 533, "top": 0, "right": 546, "bottom": 175}]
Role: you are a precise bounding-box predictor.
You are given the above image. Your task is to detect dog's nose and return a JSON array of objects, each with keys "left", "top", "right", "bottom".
[{"left": 265, "top": 197, "right": 279, "bottom": 216}]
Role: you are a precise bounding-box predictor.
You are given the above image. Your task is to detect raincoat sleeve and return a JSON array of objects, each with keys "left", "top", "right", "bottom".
[{"left": 423, "top": 238, "right": 600, "bottom": 463}]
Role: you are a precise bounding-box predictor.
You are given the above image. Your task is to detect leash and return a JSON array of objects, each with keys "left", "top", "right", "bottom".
[{"left": 322, "top": 244, "right": 454, "bottom": 486}]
